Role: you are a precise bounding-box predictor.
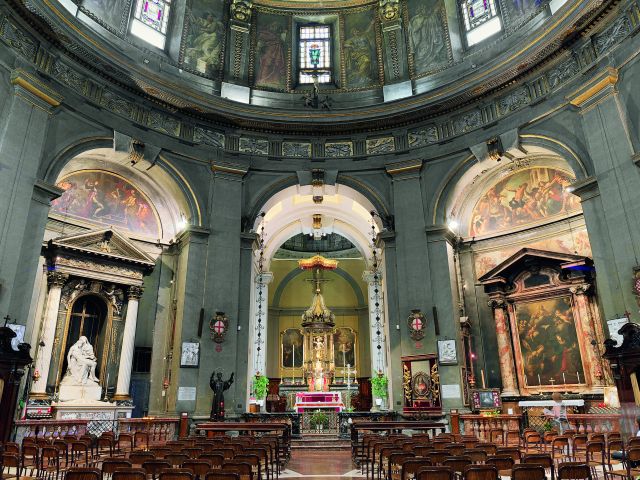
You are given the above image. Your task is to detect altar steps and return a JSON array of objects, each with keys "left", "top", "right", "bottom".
[{"left": 292, "top": 435, "right": 351, "bottom": 450}]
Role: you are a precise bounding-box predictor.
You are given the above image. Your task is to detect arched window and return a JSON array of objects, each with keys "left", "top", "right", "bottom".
[
  {"left": 460, "top": 0, "right": 502, "bottom": 47},
  {"left": 298, "top": 24, "right": 332, "bottom": 84},
  {"left": 130, "top": 0, "right": 172, "bottom": 49}
]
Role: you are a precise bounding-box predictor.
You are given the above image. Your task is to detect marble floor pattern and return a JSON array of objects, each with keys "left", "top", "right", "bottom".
[{"left": 281, "top": 450, "right": 364, "bottom": 478}]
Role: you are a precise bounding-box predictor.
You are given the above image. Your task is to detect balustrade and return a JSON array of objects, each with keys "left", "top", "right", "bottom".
[
  {"left": 458, "top": 414, "right": 522, "bottom": 441},
  {"left": 15, "top": 419, "right": 88, "bottom": 443},
  {"left": 118, "top": 417, "right": 179, "bottom": 445}
]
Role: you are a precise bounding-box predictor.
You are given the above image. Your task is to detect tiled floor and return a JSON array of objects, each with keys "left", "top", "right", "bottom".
[{"left": 281, "top": 449, "right": 363, "bottom": 478}]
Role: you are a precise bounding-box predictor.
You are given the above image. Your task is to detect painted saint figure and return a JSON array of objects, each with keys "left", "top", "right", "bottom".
[
  {"left": 256, "top": 21, "right": 287, "bottom": 87},
  {"left": 66, "top": 336, "right": 99, "bottom": 385},
  {"left": 210, "top": 371, "right": 234, "bottom": 420},
  {"left": 409, "top": 4, "right": 446, "bottom": 73},
  {"left": 344, "top": 26, "right": 374, "bottom": 87}
]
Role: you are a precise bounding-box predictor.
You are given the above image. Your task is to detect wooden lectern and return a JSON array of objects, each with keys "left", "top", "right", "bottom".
[{"left": 0, "top": 326, "right": 32, "bottom": 443}]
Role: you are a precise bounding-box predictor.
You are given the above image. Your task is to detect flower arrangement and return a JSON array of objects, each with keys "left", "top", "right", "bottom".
[
  {"left": 252, "top": 373, "right": 269, "bottom": 400},
  {"left": 371, "top": 372, "right": 388, "bottom": 399},
  {"left": 310, "top": 410, "right": 328, "bottom": 428}
]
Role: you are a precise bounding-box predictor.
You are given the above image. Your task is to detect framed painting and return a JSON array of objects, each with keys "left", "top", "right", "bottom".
[
  {"left": 437, "top": 339, "right": 457, "bottom": 365},
  {"left": 180, "top": 342, "right": 200, "bottom": 368},
  {"left": 281, "top": 328, "right": 304, "bottom": 369},
  {"left": 514, "top": 296, "right": 585, "bottom": 387},
  {"left": 334, "top": 327, "right": 357, "bottom": 368}
]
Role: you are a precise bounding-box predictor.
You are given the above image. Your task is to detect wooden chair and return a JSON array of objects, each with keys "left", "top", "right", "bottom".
[
  {"left": 159, "top": 468, "right": 194, "bottom": 480},
  {"left": 20, "top": 442, "right": 39, "bottom": 476},
  {"left": 1, "top": 452, "right": 20, "bottom": 480},
  {"left": 414, "top": 447, "right": 435, "bottom": 457},
  {"left": 200, "top": 454, "right": 225, "bottom": 469},
  {"left": 215, "top": 449, "right": 236, "bottom": 460},
  {"left": 463, "top": 450, "right": 487, "bottom": 465},
  {"left": 489, "top": 429, "right": 504, "bottom": 446},
  {"left": 111, "top": 468, "right": 147, "bottom": 480},
  {"left": 223, "top": 461, "right": 253, "bottom": 480},
  {"left": 182, "top": 448, "right": 204, "bottom": 459},
  {"left": 582, "top": 442, "right": 605, "bottom": 480},
  {"left": 445, "top": 445, "right": 466, "bottom": 456},
  {"left": 443, "top": 456, "right": 472, "bottom": 480},
  {"left": 462, "top": 465, "right": 498, "bottom": 480},
  {"left": 605, "top": 440, "right": 624, "bottom": 474},
  {"left": 116, "top": 435, "right": 134, "bottom": 456},
  {"left": 522, "top": 453, "right": 555, "bottom": 480},
  {"left": 234, "top": 455, "right": 261, "bottom": 480},
  {"left": 133, "top": 433, "right": 149, "bottom": 452},
  {"left": 416, "top": 466, "right": 454, "bottom": 480},
  {"left": 426, "top": 451, "right": 449, "bottom": 466},
  {"left": 40, "top": 445, "right": 62, "bottom": 480},
  {"left": 476, "top": 444, "right": 498, "bottom": 456},
  {"left": 557, "top": 462, "right": 591, "bottom": 480},
  {"left": 65, "top": 467, "right": 102, "bottom": 480},
  {"left": 128, "top": 452, "right": 155, "bottom": 466},
  {"left": 524, "top": 432, "right": 543, "bottom": 453},
  {"left": 604, "top": 446, "right": 640, "bottom": 480},
  {"left": 102, "top": 459, "right": 134, "bottom": 479},
  {"left": 551, "top": 437, "right": 572, "bottom": 465},
  {"left": 142, "top": 459, "right": 172, "bottom": 480},
  {"left": 244, "top": 447, "right": 270, "bottom": 480},
  {"left": 388, "top": 453, "right": 415, "bottom": 480},
  {"left": 496, "top": 447, "right": 521, "bottom": 463},
  {"left": 97, "top": 434, "right": 115, "bottom": 459},
  {"left": 182, "top": 458, "right": 213, "bottom": 479},
  {"left": 486, "top": 455, "right": 514, "bottom": 478},
  {"left": 401, "top": 458, "right": 432, "bottom": 480},
  {"left": 505, "top": 432, "right": 521, "bottom": 447},
  {"left": 512, "top": 465, "right": 546, "bottom": 480},
  {"left": 151, "top": 448, "right": 172, "bottom": 459},
  {"left": 167, "top": 453, "right": 190, "bottom": 467}
]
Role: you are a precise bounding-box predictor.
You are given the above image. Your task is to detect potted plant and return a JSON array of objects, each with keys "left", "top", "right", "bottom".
[
  {"left": 310, "top": 410, "right": 328, "bottom": 433},
  {"left": 371, "top": 371, "right": 388, "bottom": 409},
  {"left": 252, "top": 372, "right": 269, "bottom": 411}
]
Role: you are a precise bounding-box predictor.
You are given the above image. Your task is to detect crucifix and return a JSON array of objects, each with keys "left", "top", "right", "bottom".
[{"left": 3, "top": 315, "right": 10, "bottom": 327}]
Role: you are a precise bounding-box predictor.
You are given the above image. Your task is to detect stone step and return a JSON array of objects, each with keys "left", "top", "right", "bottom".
[{"left": 292, "top": 435, "right": 351, "bottom": 450}]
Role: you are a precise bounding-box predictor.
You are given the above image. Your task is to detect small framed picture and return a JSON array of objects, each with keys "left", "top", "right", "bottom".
[
  {"left": 180, "top": 342, "right": 200, "bottom": 368},
  {"left": 437, "top": 339, "right": 457, "bottom": 365}
]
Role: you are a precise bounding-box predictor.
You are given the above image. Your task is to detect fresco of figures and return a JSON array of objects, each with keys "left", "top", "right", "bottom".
[
  {"left": 51, "top": 170, "right": 160, "bottom": 237},
  {"left": 407, "top": 0, "right": 450, "bottom": 75},
  {"left": 474, "top": 227, "right": 591, "bottom": 277},
  {"left": 470, "top": 167, "right": 580, "bottom": 237},
  {"left": 182, "top": 0, "right": 225, "bottom": 77},
  {"left": 343, "top": 9, "right": 379, "bottom": 88},
  {"left": 254, "top": 13, "right": 290, "bottom": 90},
  {"left": 515, "top": 296, "right": 585, "bottom": 386},
  {"left": 82, "top": 0, "right": 129, "bottom": 33},
  {"left": 333, "top": 327, "right": 356, "bottom": 368}
]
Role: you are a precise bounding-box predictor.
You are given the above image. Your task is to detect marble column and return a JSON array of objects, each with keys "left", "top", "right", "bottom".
[
  {"left": 115, "top": 286, "right": 144, "bottom": 400},
  {"left": 225, "top": 0, "right": 252, "bottom": 85},
  {"left": 488, "top": 299, "right": 519, "bottom": 396},
  {"left": 570, "top": 284, "right": 606, "bottom": 388},
  {"left": 250, "top": 271, "right": 273, "bottom": 377},
  {"left": 31, "top": 271, "right": 68, "bottom": 397},
  {"left": 363, "top": 271, "right": 388, "bottom": 376}
]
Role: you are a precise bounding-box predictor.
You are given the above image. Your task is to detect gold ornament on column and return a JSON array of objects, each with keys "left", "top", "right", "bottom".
[
  {"left": 231, "top": 0, "right": 252, "bottom": 22},
  {"left": 379, "top": 0, "right": 400, "bottom": 20}
]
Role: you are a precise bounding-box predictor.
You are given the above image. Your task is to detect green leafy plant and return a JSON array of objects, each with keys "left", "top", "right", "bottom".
[
  {"left": 252, "top": 374, "right": 269, "bottom": 400},
  {"left": 371, "top": 373, "right": 388, "bottom": 399},
  {"left": 310, "top": 410, "right": 328, "bottom": 428},
  {"left": 542, "top": 420, "right": 554, "bottom": 432}
]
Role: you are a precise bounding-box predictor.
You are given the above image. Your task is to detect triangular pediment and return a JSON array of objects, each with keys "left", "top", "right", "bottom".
[
  {"left": 48, "top": 228, "right": 156, "bottom": 267},
  {"left": 478, "top": 248, "right": 591, "bottom": 284}
]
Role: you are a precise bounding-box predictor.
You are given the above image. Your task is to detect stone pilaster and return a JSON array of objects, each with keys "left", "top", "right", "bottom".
[
  {"left": 115, "top": 286, "right": 144, "bottom": 400},
  {"left": 0, "top": 70, "right": 62, "bottom": 318},
  {"left": 568, "top": 68, "right": 640, "bottom": 322},
  {"left": 363, "top": 271, "right": 388, "bottom": 378},
  {"left": 226, "top": 0, "right": 253, "bottom": 85},
  {"left": 379, "top": 0, "right": 409, "bottom": 84}
]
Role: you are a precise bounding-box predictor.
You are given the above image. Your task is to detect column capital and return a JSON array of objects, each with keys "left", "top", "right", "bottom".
[
  {"left": 569, "top": 176, "right": 599, "bottom": 201},
  {"left": 569, "top": 283, "right": 592, "bottom": 296},
  {"left": 487, "top": 298, "right": 508, "bottom": 310},
  {"left": 128, "top": 285, "right": 144, "bottom": 300},
  {"left": 426, "top": 225, "right": 457, "bottom": 244},
  {"left": 212, "top": 162, "right": 248, "bottom": 179},
  {"left": 567, "top": 67, "right": 618, "bottom": 109},
  {"left": 33, "top": 180, "right": 64, "bottom": 206},
  {"left": 47, "top": 271, "right": 68, "bottom": 287},
  {"left": 11, "top": 69, "right": 63, "bottom": 109}
]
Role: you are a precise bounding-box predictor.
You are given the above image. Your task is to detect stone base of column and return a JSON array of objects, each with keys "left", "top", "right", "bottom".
[
  {"left": 28, "top": 391, "right": 50, "bottom": 400},
  {"left": 113, "top": 393, "right": 131, "bottom": 401},
  {"left": 501, "top": 389, "right": 520, "bottom": 397}
]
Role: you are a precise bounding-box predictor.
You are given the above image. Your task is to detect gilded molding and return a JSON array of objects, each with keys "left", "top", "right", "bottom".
[
  {"left": 385, "top": 159, "right": 423, "bottom": 176},
  {"left": 11, "top": 69, "right": 63, "bottom": 107},
  {"left": 567, "top": 67, "right": 619, "bottom": 107}
]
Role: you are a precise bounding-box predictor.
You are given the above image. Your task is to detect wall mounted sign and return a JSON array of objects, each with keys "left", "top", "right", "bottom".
[
  {"left": 180, "top": 342, "right": 200, "bottom": 368},
  {"left": 210, "top": 311, "right": 229, "bottom": 343},
  {"left": 437, "top": 339, "right": 457, "bottom": 365}
]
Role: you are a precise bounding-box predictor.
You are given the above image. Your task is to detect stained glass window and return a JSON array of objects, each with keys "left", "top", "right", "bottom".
[
  {"left": 299, "top": 25, "right": 332, "bottom": 84},
  {"left": 461, "top": 0, "right": 502, "bottom": 46},
  {"left": 130, "top": 0, "right": 172, "bottom": 49}
]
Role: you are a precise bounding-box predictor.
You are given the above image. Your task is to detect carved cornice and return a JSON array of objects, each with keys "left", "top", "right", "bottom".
[
  {"left": 567, "top": 67, "right": 619, "bottom": 108},
  {"left": 128, "top": 285, "right": 144, "bottom": 300},
  {"left": 11, "top": 69, "right": 62, "bottom": 107},
  {"left": 47, "top": 271, "right": 68, "bottom": 288}
]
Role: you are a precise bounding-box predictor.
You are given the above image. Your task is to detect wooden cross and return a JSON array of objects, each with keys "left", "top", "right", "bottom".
[{"left": 3, "top": 315, "right": 10, "bottom": 327}]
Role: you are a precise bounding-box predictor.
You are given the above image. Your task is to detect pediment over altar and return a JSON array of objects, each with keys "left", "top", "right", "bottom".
[{"left": 44, "top": 228, "right": 155, "bottom": 285}]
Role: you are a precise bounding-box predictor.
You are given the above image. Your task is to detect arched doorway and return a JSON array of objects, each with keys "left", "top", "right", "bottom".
[{"left": 245, "top": 184, "right": 390, "bottom": 413}]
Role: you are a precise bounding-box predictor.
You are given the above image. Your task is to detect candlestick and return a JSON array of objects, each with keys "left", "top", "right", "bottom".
[
  {"left": 537, "top": 374, "right": 542, "bottom": 386},
  {"left": 481, "top": 369, "right": 486, "bottom": 389},
  {"left": 562, "top": 372, "right": 566, "bottom": 384},
  {"left": 576, "top": 371, "right": 581, "bottom": 384},
  {"left": 292, "top": 344, "right": 295, "bottom": 384}
]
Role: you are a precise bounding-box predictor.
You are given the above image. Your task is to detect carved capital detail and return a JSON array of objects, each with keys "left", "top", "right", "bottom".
[
  {"left": 230, "top": 0, "right": 252, "bottom": 22},
  {"left": 488, "top": 298, "right": 507, "bottom": 310},
  {"left": 47, "top": 271, "right": 68, "bottom": 288},
  {"left": 379, "top": 0, "right": 400, "bottom": 21},
  {"left": 569, "top": 283, "right": 591, "bottom": 296},
  {"left": 128, "top": 285, "right": 144, "bottom": 300}
]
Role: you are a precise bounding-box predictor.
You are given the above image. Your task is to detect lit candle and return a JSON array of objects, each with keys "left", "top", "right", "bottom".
[
  {"left": 538, "top": 374, "right": 542, "bottom": 386},
  {"left": 481, "top": 369, "right": 486, "bottom": 389},
  {"left": 563, "top": 372, "right": 566, "bottom": 384},
  {"left": 576, "top": 371, "right": 581, "bottom": 384}
]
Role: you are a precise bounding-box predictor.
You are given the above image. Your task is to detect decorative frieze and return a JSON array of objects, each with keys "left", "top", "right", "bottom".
[
  {"left": 366, "top": 137, "right": 395, "bottom": 155},
  {"left": 239, "top": 137, "right": 269, "bottom": 155},
  {"left": 325, "top": 142, "right": 353, "bottom": 158},
  {"left": 282, "top": 142, "right": 311, "bottom": 158}
]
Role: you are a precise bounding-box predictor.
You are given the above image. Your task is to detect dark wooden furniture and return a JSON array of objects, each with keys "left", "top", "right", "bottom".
[{"left": 0, "top": 326, "right": 32, "bottom": 443}]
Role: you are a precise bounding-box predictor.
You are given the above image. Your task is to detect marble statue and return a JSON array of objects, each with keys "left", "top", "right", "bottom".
[
  {"left": 65, "top": 336, "right": 99, "bottom": 385},
  {"left": 210, "top": 371, "right": 234, "bottom": 420}
]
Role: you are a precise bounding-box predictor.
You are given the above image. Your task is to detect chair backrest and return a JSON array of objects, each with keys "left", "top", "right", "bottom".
[
  {"left": 200, "top": 454, "right": 225, "bottom": 468},
  {"left": 557, "top": 462, "right": 591, "bottom": 480},
  {"left": 414, "top": 446, "right": 435, "bottom": 456},
  {"left": 182, "top": 459, "right": 213, "bottom": 474},
  {"left": 141, "top": 459, "right": 172, "bottom": 475},
  {"left": 476, "top": 444, "right": 497, "bottom": 455},
  {"left": 182, "top": 448, "right": 204, "bottom": 458},
  {"left": 522, "top": 453, "right": 553, "bottom": 469},
  {"left": 159, "top": 468, "right": 194, "bottom": 480},
  {"left": 152, "top": 448, "right": 172, "bottom": 459},
  {"left": 426, "top": 451, "right": 448, "bottom": 466},
  {"left": 401, "top": 459, "right": 432, "bottom": 480},
  {"left": 463, "top": 465, "right": 499, "bottom": 480},
  {"left": 416, "top": 466, "right": 454, "bottom": 480},
  {"left": 129, "top": 452, "right": 155, "bottom": 465},
  {"left": 204, "top": 472, "right": 240, "bottom": 480},
  {"left": 222, "top": 461, "right": 253, "bottom": 480},
  {"left": 464, "top": 450, "right": 487, "bottom": 464},
  {"left": 167, "top": 453, "right": 190, "bottom": 466},
  {"left": 112, "top": 468, "right": 147, "bottom": 480},
  {"left": 626, "top": 447, "right": 640, "bottom": 463},
  {"left": 496, "top": 447, "right": 521, "bottom": 461},
  {"left": 216, "top": 448, "right": 236, "bottom": 460},
  {"left": 65, "top": 467, "right": 102, "bottom": 480},
  {"left": 3, "top": 442, "right": 20, "bottom": 454},
  {"left": 102, "top": 459, "right": 133, "bottom": 474},
  {"left": 2, "top": 453, "right": 20, "bottom": 468},
  {"left": 512, "top": 465, "right": 546, "bottom": 480},
  {"left": 445, "top": 444, "right": 466, "bottom": 456},
  {"left": 443, "top": 456, "right": 472, "bottom": 473},
  {"left": 486, "top": 455, "right": 515, "bottom": 471}
]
